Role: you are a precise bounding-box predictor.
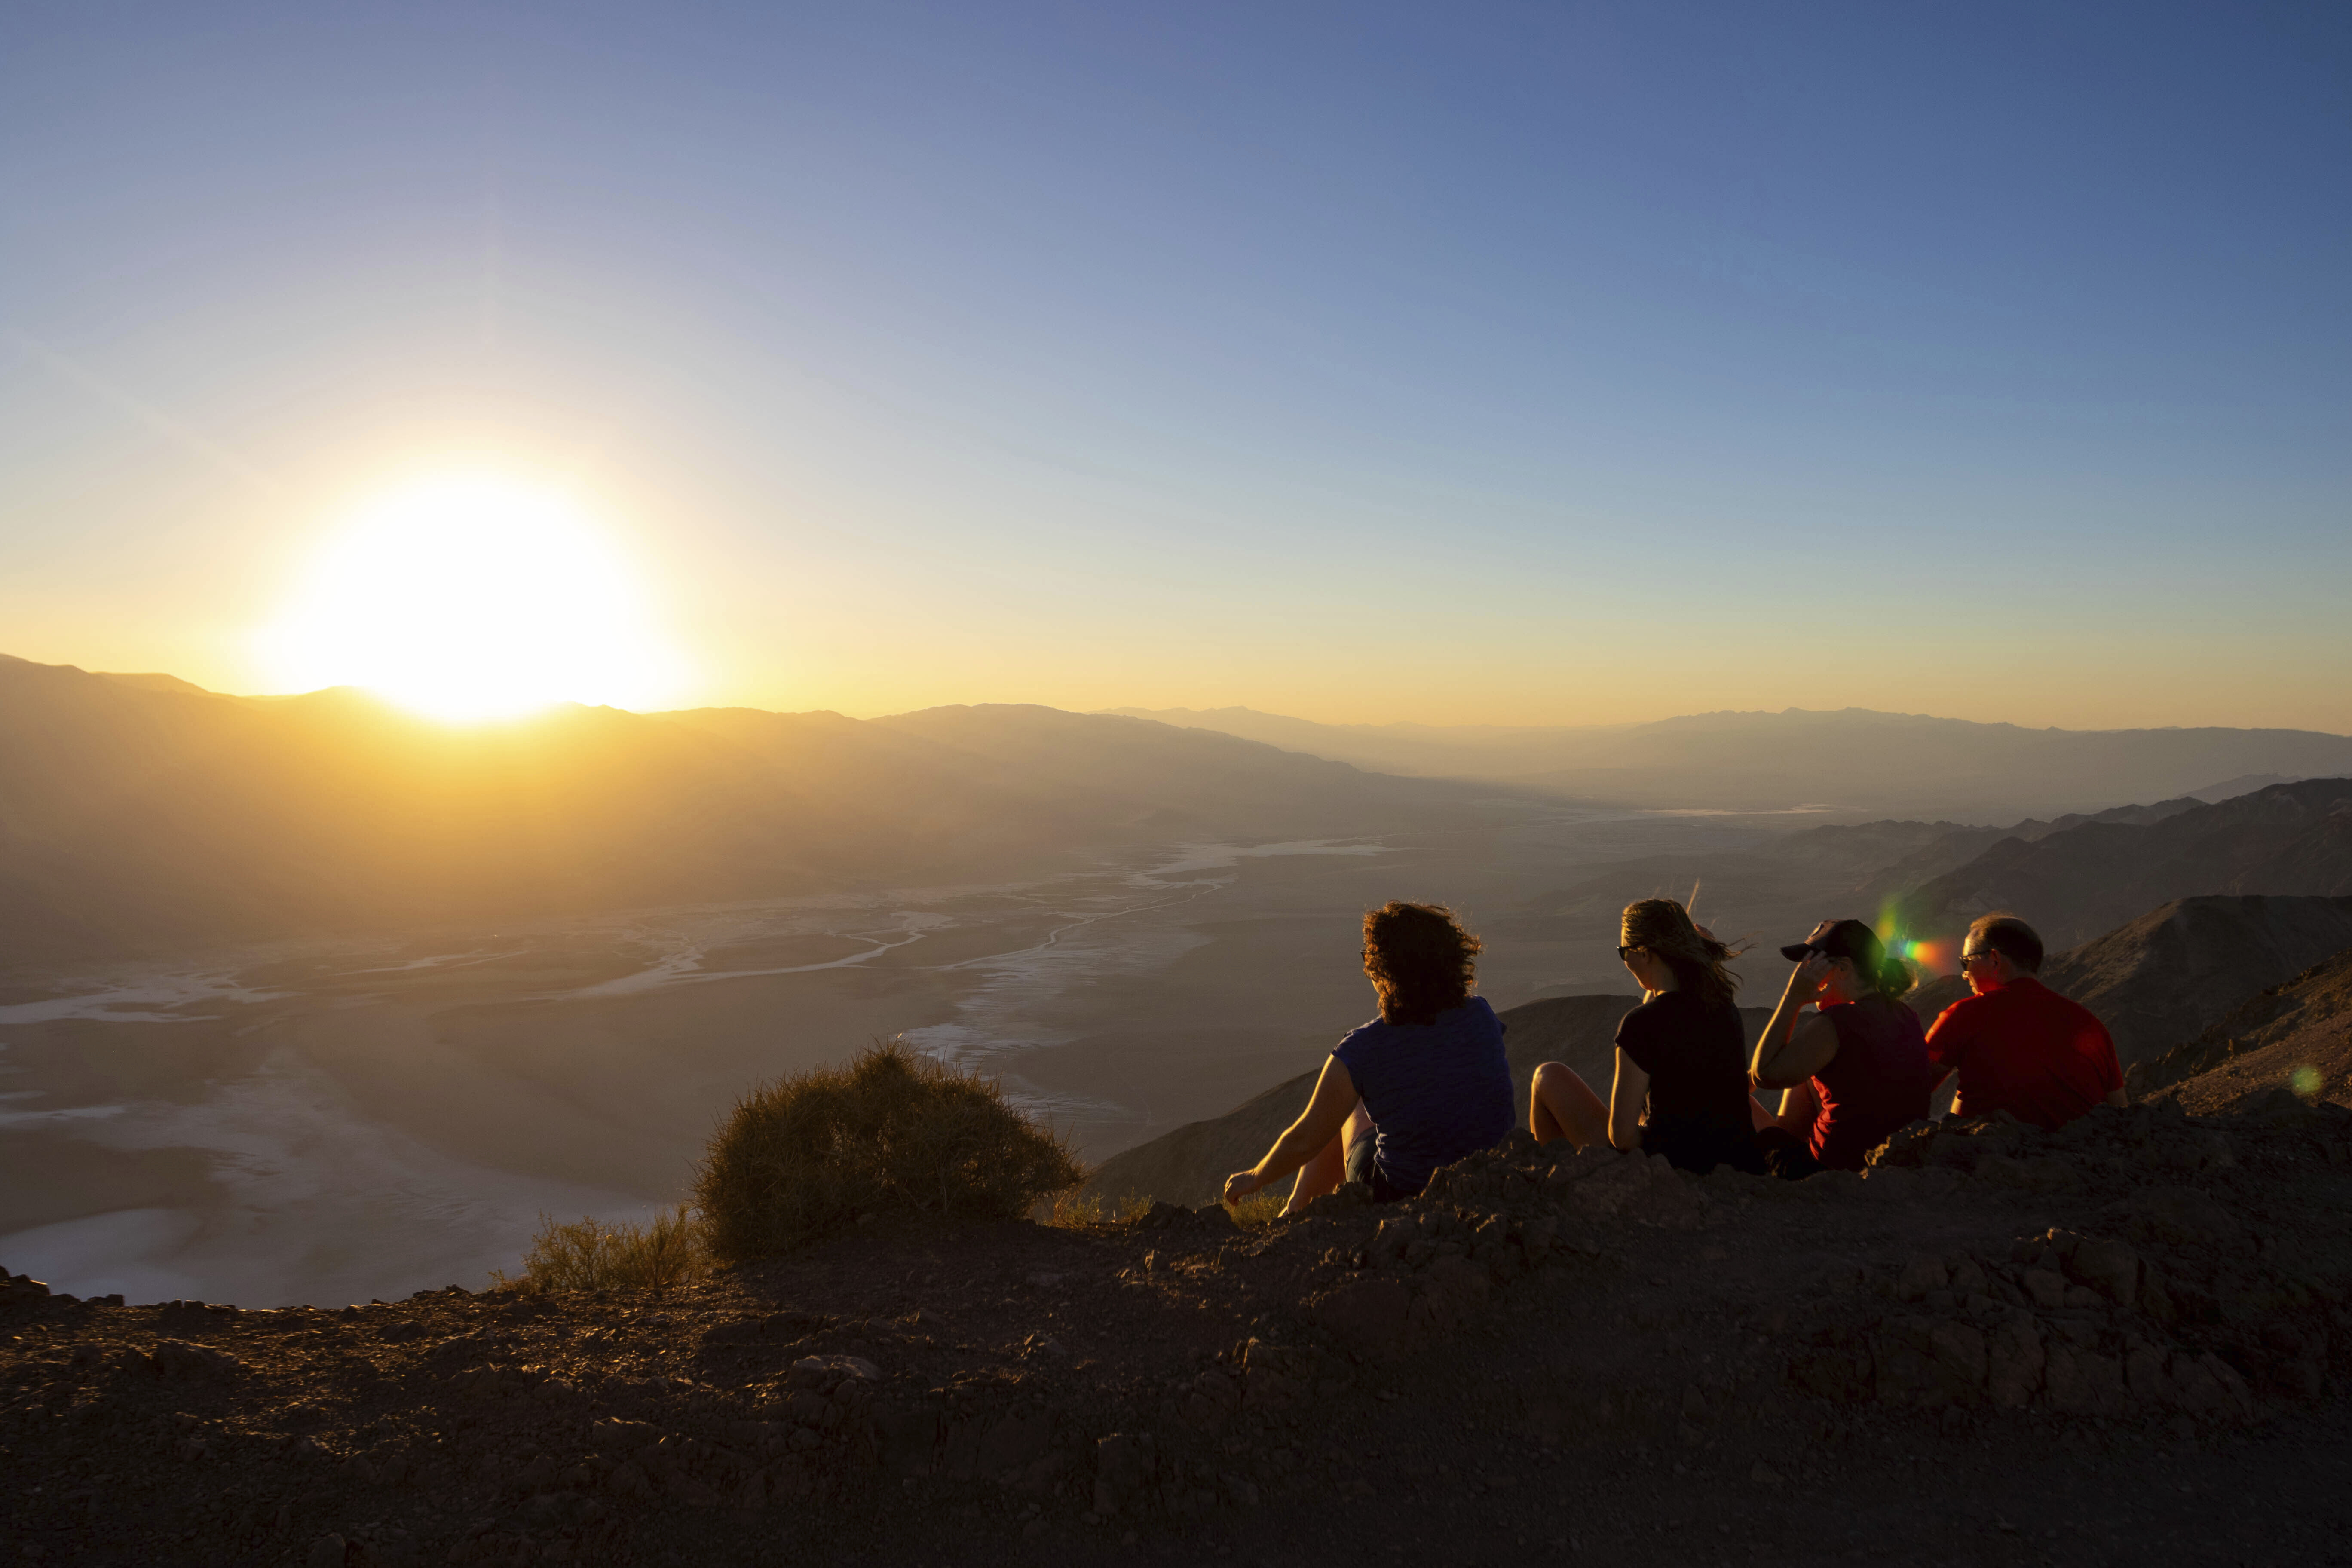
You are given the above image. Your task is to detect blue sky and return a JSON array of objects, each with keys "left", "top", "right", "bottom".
[{"left": 3, "top": 2, "right": 2347, "bottom": 728}]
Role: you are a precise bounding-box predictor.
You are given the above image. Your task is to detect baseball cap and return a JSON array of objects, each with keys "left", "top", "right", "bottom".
[{"left": 1779, "top": 919, "right": 1884, "bottom": 965}]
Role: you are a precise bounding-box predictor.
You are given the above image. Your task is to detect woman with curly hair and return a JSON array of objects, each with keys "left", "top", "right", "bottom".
[
  {"left": 1223, "top": 901, "right": 1512, "bottom": 1213},
  {"left": 1529, "top": 898, "right": 1764, "bottom": 1174}
]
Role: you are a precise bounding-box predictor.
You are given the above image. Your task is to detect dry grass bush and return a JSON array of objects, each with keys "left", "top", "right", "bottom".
[
  {"left": 492, "top": 1204, "right": 710, "bottom": 1295},
  {"left": 1225, "top": 1188, "right": 1288, "bottom": 1228},
  {"left": 694, "top": 1038, "right": 1087, "bottom": 1259},
  {"left": 1043, "top": 1188, "right": 1153, "bottom": 1228}
]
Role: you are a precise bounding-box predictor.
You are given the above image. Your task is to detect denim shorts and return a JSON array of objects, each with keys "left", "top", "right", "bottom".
[{"left": 1343, "top": 1132, "right": 1416, "bottom": 1203}]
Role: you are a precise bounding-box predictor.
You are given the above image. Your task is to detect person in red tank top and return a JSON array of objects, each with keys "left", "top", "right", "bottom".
[
  {"left": 1748, "top": 919, "right": 1936, "bottom": 1176},
  {"left": 1923, "top": 914, "right": 2126, "bottom": 1130}
]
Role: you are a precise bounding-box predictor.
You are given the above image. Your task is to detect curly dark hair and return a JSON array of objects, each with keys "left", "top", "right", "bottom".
[{"left": 1362, "top": 901, "right": 1481, "bottom": 1025}]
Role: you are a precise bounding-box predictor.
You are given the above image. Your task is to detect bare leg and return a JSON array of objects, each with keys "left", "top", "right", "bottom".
[
  {"left": 1530, "top": 1061, "right": 1608, "bottom": 1149},
  {"left": 1283, "top": 1102, "right": 1372, "bottom": 1216}
]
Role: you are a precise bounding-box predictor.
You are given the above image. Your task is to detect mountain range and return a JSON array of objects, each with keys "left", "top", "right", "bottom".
[
  {"left": 0, "top": 656, "right": 1474, "bottom": 970},
  {"left": 11, "top": 652, "right": 2352, "bottom": 986},
  {"left": 1111, "top": 704, "right": 2352, "bottom": 818},
  {"left": 1887, "top": 777, "right": 2352, "bottom": 949}
]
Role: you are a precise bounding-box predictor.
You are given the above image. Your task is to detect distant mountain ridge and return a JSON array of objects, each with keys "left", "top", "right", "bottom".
[
  {"left": 1889, "top": 778, "right": 2352, "bottom": 949},
  {"left": 1111, "top": 704, "right": 2352, "bottom": 819},
  {"left": 0, "top": 656, "right": 1477, "bottom": 971},
  {"left": 1475, "top": 798, "right": 2205, "bottom": 982}
]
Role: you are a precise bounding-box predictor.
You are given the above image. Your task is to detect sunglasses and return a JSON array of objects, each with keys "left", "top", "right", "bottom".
[{"left": 1616, "top": 945, "right": 1644, "bottom": 961}]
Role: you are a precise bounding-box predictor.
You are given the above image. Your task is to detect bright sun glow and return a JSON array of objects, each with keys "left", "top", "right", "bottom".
[{"left": 257, "top": 474, "right": 688, "bottom": 721}]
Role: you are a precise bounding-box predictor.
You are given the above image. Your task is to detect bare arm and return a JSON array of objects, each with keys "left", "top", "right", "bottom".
[
  {"left": 1752, "top": 954, "right": 1841, "bottom": 1089},
  {"left": 1606, "top": 1049, "right": 1647, "bottom": 1151},
  {"left": 1222, "top": 1057, "right": 1361, "bottom": 1203},
  {"left": 1924, "top": 1068, "right": 1957, "bottom": 1119}
]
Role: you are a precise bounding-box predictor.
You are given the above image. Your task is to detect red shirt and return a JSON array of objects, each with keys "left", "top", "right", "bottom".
[
  {"left": 1923, "top": 976, "right": 2123, "bottom": 1131},
  {"left": 1808, "top": 994, "right": 1936, "bottom": 1170}
]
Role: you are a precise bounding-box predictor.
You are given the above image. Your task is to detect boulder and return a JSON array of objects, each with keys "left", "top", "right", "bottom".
[
  {"left": 2168, "top": 1353, "right": 2257, "bottom": 1422},
  {"left": 1091, "top": 1433, "right": 1155, "bottom": 1517},
  {"left": 1873, "top": 1317, "right": 1986, "bottom": 1407},
  {"left": 2021, "top": 1269, "right": 2067, "bottom": 1311},
  {"left": 1413, "top": 1255, "right": 1491, "bottom": 1332},
  {"left": 2042, "top": 1347, "right": 2128, "bottom": 1416},
  {"left": 977, "top": 1407, "right": 1053, "bottom": 1477},
  {"left": 1896, "top": 1256, "right": 1949, "bottom": 1303},
  {"left": 1312, "top": 1277, "right": 1410, "bottom": 1362},
  {"left": 788, "top": 1354, "right": 880, "bottom": 1389},
  {"left": 2065, "top": 1238, "right": 2141, "bottom": 1309},
  {"left": 870, "top": 1404, "right": 939, "bottom": 1477},
  {"left": 2125, "top": 1186, "right": 2244, "bottom": 1251},
  {"left": 1987, "top": 1317, "right": 2044, "bottom": 1409}
]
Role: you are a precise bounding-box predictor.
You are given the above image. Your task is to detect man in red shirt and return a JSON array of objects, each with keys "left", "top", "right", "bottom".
[{"left": 1923, "top": 914, "right": 2127, "bottom": 1130}]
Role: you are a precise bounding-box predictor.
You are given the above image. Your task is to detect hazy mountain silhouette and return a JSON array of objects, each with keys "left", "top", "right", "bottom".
[
  {"left": 0, "top": 657, "right": 1476, "bottom": 970},
  {"left": 1113, "top": 704, "right": 2352, "bottom": 818},
  {"left": 1888, "top": 778, "right": 2352, "bottom": 950}
]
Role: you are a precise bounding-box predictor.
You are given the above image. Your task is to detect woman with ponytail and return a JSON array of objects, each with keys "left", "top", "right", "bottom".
[
  {"left": 1749, "top": 919, "right": 1936, "bottom": 1177},
  {"left": 1528, "top": 899, "right": 1764, "bottom": 1174}
]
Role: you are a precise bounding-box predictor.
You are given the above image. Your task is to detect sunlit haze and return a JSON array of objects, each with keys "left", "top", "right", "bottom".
[
  {"left": 3, "top": 6, "right": 2348, "bottom": 731},
  {"left": 254, "top": 473, "right": 686, "bottom": 720}
]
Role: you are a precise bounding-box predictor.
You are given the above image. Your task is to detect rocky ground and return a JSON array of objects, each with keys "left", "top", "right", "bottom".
[{"left": 6, "top": 1095, "right": 2352, "bottom": 1568}]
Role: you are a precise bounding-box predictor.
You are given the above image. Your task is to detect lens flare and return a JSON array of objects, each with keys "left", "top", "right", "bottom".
[{"left": 1905, "top": 937, "right": 1959, "bottom": 977}]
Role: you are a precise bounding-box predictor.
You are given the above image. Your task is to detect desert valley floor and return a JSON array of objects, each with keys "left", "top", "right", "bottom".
[{"left": 1, "top": 804, "right": 1792, "bottom": 1306}]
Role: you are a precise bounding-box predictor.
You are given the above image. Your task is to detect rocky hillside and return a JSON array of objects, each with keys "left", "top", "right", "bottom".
[
  {"left": 5, "top": 1096, "right": 2347, "bottom": 1566},
  {"left": 1890, "top": 778, "right": 2352, "bottom": 950},
  {"left": 2131, "top": 946, "right": 2352, "bottom": 1113},
  {"left": 2035, "top": 897, "right": 2352, "bottom": 1067},
  {"left": 1080, "top": 995, "right": 1773, "bottom": 1210}
]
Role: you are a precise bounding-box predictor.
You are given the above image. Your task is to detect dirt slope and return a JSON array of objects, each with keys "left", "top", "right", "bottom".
[
  {"left": 2132, "top": 946, "right": 2352, "bottom": 1113},
  {"left": 7, "top": 1100, "right": 2349, "bottom": 1567},
  {"left": 1081, "top": 996, "right": 1773, "bottom": 1209}
]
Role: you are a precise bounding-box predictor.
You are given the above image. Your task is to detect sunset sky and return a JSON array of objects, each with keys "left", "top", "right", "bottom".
[{"left": 3, "top": 3, "right": 2347, "bottom": 730}]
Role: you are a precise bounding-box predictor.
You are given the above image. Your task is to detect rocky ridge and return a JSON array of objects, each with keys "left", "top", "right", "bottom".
[
  {"left": 6, "top": 1090, "right": 2349, "bottom": 1566},
  {"left": 2130, "top": 944, "right": 2352, "bottom": 1112}
]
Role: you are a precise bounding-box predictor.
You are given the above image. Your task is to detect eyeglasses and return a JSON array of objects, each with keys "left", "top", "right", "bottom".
[
  {"left": 1616, "top": 945, "right": 1643, "bottom": 961},
  {"left": 1960, "top": 947, "right": 1996, "bottom": 966}
]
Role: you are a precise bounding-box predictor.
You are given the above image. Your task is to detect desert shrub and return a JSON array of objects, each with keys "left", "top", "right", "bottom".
[
  {"left": 1225, "top": 1188, "right": 1288, "bottom": 1228},
  {"left": 694, "top": 1038, "right": 1087, "bottom": 1259},
  {"left": 1044, "top": 1188, "right": 1153, "bottom": 1228},
  {"left": 492, "top": 1204, "right": 710, "bottom": 1294}
]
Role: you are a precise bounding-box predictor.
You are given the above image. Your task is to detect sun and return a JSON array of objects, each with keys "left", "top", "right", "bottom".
[{"left": 257, "top": 473, "right": 689, "bottom": 721}]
